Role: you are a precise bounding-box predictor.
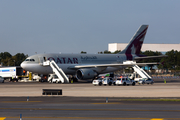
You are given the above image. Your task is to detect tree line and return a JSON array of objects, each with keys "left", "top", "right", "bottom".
[{"left": 0, "top": 52, "right": 28, "bottom": 66}]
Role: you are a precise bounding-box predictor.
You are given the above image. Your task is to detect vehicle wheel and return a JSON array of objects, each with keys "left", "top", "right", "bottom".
[
  {"left": 113, "top": 83, "right": 116, "bottom": 85},
  {"left": 123, "top": 82, "right": 126, "bottom": 86},
  {"left": 132, "top": 82, "right": 135, "bottom": 86},
  {"left": 99, "top": 82, "right": 102, "bottom": 86},
  {"left": 104, "top": 84, "right": 106, "bottom": 86},
  {"left": 108, "top": 82, "right": 112, "bottom": 86},
  {"left": 127, "top": 84, "right": 129, "bottom": 86},
  {"left": 147, "top": 83, "right": 149, "bottom": 85}
]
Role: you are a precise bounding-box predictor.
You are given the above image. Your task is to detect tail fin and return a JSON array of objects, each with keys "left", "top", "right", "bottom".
[{"left": 119, "top": 25, "right": 148, "bottom": 60}]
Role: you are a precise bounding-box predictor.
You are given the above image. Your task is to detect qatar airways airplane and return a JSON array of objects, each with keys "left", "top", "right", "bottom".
[{"left": 21, "top": 25, "right": 163, "bottom": 80}]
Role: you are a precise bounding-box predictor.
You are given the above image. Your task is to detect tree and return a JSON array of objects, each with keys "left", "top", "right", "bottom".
[
  {"left": 159, "top": 50, "right": 177, "bottom": 70},
  {"left": 103, "top": 50, "right": 111, "bottom": 54},
  {"left": 0, "top": 52, "right": 28, "bottom": 66},
  {"left": 14, "top": 53, "right": 28, "bottom": 66},
  {"left": 113, "top": 50, "right": 121, "bottom": 54},
  {"left": 81, "top": 51, "right": 87, "bottom": 54},
  {"left": 0, "top": 52, "right": 12, "bottom": 66},
  {"left": 140, "top": 51, "right": 162, "bottom": 70}
]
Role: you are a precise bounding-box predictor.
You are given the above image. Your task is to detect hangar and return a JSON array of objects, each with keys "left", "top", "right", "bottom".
[{"left": 108, "top": 43, "right": 180, "bottom": 53}]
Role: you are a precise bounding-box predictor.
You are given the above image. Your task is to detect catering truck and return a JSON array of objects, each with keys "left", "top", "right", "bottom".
[{"left": 0, "top": 66, "right": 25, "bottom": 81}]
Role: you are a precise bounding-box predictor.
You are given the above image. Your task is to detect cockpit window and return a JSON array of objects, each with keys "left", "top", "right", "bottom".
[
  {"left": 25, "top": 59, "right": 35, "bottom": 62},
  {"left": 30, "top": 59, "right": 35, "bottom": 61}
]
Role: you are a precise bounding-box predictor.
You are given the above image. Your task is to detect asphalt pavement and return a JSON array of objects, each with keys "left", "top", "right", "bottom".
[{"left": 0, "top": 78, "right": 180, "bottom": 120}]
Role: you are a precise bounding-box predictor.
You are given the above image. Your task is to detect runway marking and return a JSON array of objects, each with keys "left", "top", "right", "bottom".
[
  {"left": 4, "top": 117, "right": 180, "bottom": 120},
  {"left": 2, "top": 101, "right": 42, "bottom": 103},
  {"left": 0, "top": 117, "right": 6, "bottom": 120},
  {"left": 1, "top": 108, "right": 180, "bottom": 112},
  {"left": 121, "top": 99, "right": 180, "bottom": 102},
  {"left": 4, "top": 116, "right": 163, "bottom": 119},
  {"left": 92, "top": 102, "right": 121, "bottom": 104},
  {"left": 151, "top": 119, "right": 163, "bottom": 120}
]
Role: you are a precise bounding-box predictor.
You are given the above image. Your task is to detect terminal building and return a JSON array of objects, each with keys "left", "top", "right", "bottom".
[{"left": 108, "top": 43, "right": 180, "bottom": 53}]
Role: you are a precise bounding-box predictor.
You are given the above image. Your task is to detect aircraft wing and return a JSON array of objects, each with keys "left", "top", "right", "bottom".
[
  {"left": 68, "top": 62, "right": 159, "bottom": 69},
  {"left": 134, "top": 55, "right": 167, "bottom": 60}
]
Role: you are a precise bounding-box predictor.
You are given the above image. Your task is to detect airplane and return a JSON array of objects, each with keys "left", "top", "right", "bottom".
[{"left": 21, "top": 25, "right": 165, "bottom": 81}]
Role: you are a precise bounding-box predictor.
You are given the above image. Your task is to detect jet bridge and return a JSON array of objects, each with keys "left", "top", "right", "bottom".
[
  {"left": 123, "top": 61, "right": 152, "bottom": 81},
  {"left": 43, "top": 60, "right": 69, "bottom": 83}
]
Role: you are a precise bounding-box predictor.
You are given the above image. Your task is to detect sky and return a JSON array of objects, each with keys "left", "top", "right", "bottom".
[{"left": 0, "top": 0, "right": 180, "bottom": 56}]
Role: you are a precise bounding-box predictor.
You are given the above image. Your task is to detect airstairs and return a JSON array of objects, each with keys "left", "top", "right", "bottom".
[
  {"left": 132, "top": 65, "right": 152, "bottom": 81},
  {"left": 123, "top": 61, "right": 152, "bottom": 81},
  {"left": 43, "top": 60, "right": 69, "bottom": 83}
]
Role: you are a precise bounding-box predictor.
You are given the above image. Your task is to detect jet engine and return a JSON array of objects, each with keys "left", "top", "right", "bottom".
[{"left": 76, "top": 69, "right": 98, "bottom": 80}]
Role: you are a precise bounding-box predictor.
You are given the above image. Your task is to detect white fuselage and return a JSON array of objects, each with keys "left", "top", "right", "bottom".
[{"left": 21, "top": 53, "right": 136, "bottom": 75}]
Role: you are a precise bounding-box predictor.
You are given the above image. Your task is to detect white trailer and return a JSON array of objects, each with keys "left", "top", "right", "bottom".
[{"left": 0, "top": 66, "right": 24, "bottom": 81}]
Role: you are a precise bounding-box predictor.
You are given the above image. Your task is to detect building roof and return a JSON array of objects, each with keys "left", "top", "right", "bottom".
[{"left": 108, "top": 43, "right": 180, "bottom": 52}]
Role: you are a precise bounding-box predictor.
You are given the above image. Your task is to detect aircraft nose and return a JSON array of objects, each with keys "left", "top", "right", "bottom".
[{"left": 20, "top": 62, "right": 26, "bottom": 69}]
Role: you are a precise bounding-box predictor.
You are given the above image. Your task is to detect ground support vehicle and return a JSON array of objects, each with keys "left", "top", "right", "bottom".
[
  {"left": 92, "top": 77, "right": 113, "bottom": 86},
  {"left": 102, "top": 77, "right": 113, "bottom": 86},
  {"left": 114, "top": 77, "right": 136, "bottom": 86},
  {"left": 92, "top": 77, "right": 103, "bottom": 86},
  {"left": 48, "top": 74, "right": 61, "bottom": 83},
  {"left": 33, "top": 74, "right": 41, "bottom": 81},
  {"left": 138, "top": 78, "right": 154, "bottom": 85},
  {"left": 0, "top": 66, "right": 25, "bottom": 82},
  {"left": 0, "top": 76, "right": 4, "bottom": 83}
]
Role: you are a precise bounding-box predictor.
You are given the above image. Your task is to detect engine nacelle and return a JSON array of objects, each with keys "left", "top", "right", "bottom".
[{"left": 76, "top": 69, "right": 98, "bottom": 80}]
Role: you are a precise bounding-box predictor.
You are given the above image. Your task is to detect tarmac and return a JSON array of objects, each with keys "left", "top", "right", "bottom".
[{"left": 0, "top": 78, "right": 180, "bottom": 98}]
